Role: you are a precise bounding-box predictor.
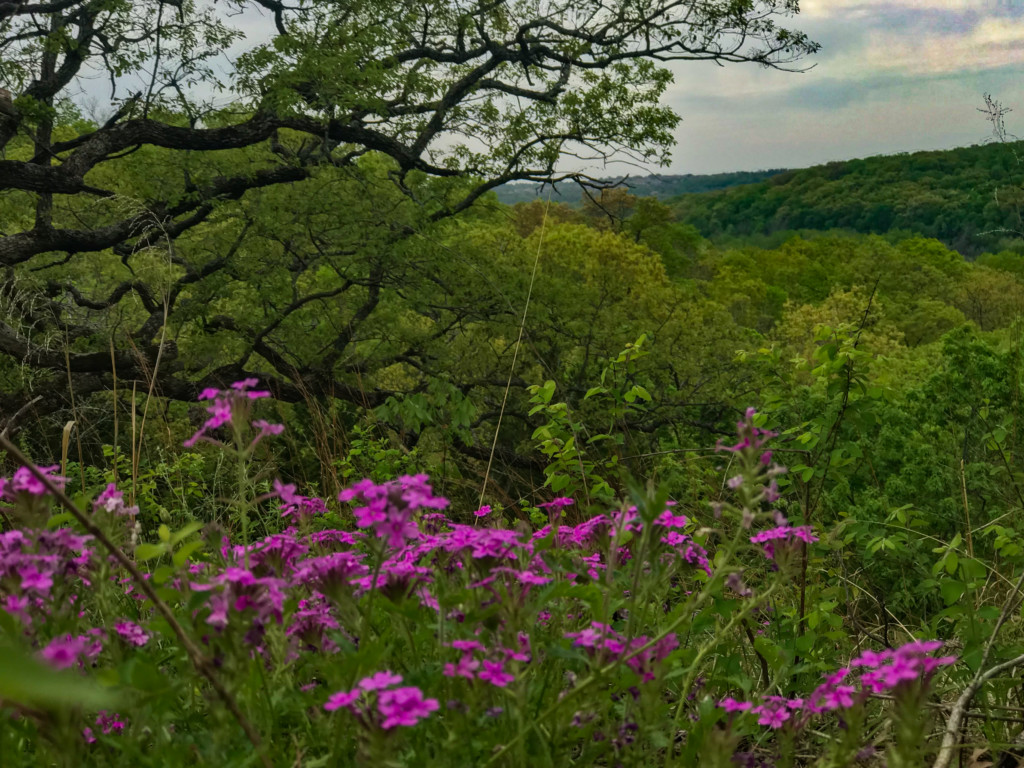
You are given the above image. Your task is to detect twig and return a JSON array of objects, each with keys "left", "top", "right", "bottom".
[
  {"left": 743, "top": 619, "right": 771, "bottom": 688},
  {"left": 960, "top": 459, "right": 974, "bottom": 559},
  {"left": 0, "top": 395, "right": 42, "bottom": 440},
  {"left": 0, "top": 435, "right": 271, "bottom": 768}
]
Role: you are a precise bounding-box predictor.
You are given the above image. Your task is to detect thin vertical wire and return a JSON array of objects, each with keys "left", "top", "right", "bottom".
[{"left": 478, "top": 192, "right": 553, "bottom": 511}]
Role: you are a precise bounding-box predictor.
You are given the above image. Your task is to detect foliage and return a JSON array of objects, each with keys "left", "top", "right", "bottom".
[
  {"left": 0, "top": 390, "right": 963, "bottom": 767},
  {"left": 0, "top": 0, "right": 817, "bottom": 416},
  {"left": 671, "top": 140, "right": 1024, "bottom": 256}
]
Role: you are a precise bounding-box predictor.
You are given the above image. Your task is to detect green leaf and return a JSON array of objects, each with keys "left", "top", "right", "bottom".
[
  {"left": 171, "top": 520, "right": 204, "bottom": 546},
  {"left": 135, "top": 543, "right": 165, "bottom": 562},
  {"left": 0, "top": 643, "right": 115, "bottom": 710},
  {"left": 945, "top": 551, "right": 960, "bottom": 575},
  {"left": 940, "top": 580, "right": 966, "bottom": 606},
  {"left": 46, "top": 512, "right": 75, "bottom": 529},
  {"left": 172, "top": 540, "right": 205, "bottom": 568},
  {"left": 152, "top": 565, "right": 176, "bottom": 585}
]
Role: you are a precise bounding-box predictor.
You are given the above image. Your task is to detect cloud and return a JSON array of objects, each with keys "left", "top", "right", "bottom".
[
  {"left": 854, "top": 16, "right": 1024, "bottom": 76},
  {"left": 801, "top": 0, "right": 1003, "bottom": 18}
]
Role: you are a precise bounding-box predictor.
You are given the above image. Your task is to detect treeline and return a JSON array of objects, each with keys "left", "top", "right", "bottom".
[
  {"left": 494, "top": 168, "right": 788, "bottom": 206},
  {"left": 670, "top": 140, "right": 1024, "bottom": 256}
]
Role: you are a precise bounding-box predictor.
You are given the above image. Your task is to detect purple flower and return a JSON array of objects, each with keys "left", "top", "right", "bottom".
[
  {"left": 654, "top": 511, "right": 689, "bottom": 529},
  {"left": 9, "top": 465, "right": 66, "bottom": 497},
  {"left": 478, "top": 659, "right": 515, "bottom": 688},
  {"left": 377, "top": 686, "right": 439, "bottom": 729},
  {"left": 820, "top": 685, "right": 856, "bottom": 710},
  {"left": 720, "top": 697, "right": 752, "bottom": 713},
  {"left": 95, "top": 711, "right": 125, "bottom": 735},
  {"left": 19, "top": 566, "right": 53, "bottom": 595},
  {"left": 339, "top": 475, "right": 448, "bottom": 549},
  {"left": 750, "top": 525, "right": 818, "bottom": 560},
  {"left": 324, "top": 689, "right": 361, "bottom": 712},
  {"left": 443, "top": 654, "right": 480, "bottom": 680},
  {"left": 184, "top": 380, "right": 272, "bottom": 447},
  {"left": 114, "top": 621, "right": 150, "bottom": 647},
  {"left": 253, "top": 419, "right": 284, "bottom": 439},
  {"left": 538, "top": 497, "right": 574, "bottom": 510},
  {"left": 359, "top": 670, "right": 403, "bottom": 692},
  {"left": 40, "top": 634, "right": 87, "bottom": 669},
  {"left": 753, "top": 704, "right": 790, "bottom": 728}
]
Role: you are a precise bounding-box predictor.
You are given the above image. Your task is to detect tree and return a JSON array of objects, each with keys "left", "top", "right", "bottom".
[{"left": 0, "top": 0, "right": 817, "bottom": 418}]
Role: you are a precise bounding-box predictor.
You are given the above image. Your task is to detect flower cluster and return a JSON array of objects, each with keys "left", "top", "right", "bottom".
[
  {"left": 443, "top": 636, "right": 530, "bottom": 688},
  {"left": 339, "top": 474, "right": 449, "bottom": 548},
  {"left": 567, "top": 622, "right": 679, "bottom": 683},
  {"left": 114, "top": 620, "right": 150, "bottom": 647},
  {"left": 0, "top": 527, "right": 94, "bottom": 625},
  {"left": 190, "top": 567, "right": 286, "bottom": 646},
  {"left": 1, "top": 465, "right": 66, "bottom": 499},
  {"left": 83, "top": 711, "right": 126, "bottom": 743},
  {"left": 749, "top": 524, "right": 819, "bottom": 560},
  {"left": 274, "top": 480, "right": 328, "bottom": 521},
  {"left": 184, "top": 378, "right": 278, "bottom": 448},
  {"left": 40, "top": 630, "right": 104, "bottom": 669},
  {"left": 719, "top": 639, "right": 957, "bottom": 729},
  {"left": 325, "top": 670, "right": 439, "bottom": 729}
]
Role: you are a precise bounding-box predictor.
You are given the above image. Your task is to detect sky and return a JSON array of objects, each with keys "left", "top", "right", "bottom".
[
  {"left": 71, "top": 0, "right": 1024, "bottom": 178},
  {"left": 661, "top": 0, "right": 1024, "bottom": 174}
]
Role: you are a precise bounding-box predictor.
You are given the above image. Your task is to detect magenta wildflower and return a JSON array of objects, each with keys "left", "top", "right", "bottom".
[
  {"left": 95, "top": 711, "right": 125, "bottom": 735},
  {"left": 720, "top": 697, "right": 753, "bottom": 713},
  {"left": 538, "top": 497, "right": 574, "bottom": 510},
  {"left": 377, "top": 686, "right": 439, "bottom": 729},
  {"left": 716, "top": 408, "right": 776, "bottom": 454},
  {"left": 19, "top": 566, "right": 53, "bottom": 595},
  {"left": 9, "top": 465, "right": 65, "bottom": 497},
  {"left": 443, "top": 654, "right": 480, "bottom": 680},
  {"left": 273, "top": 479, "right": 327, "bottom": 521},
  {"left": 654, "top": 510, "right": 689, "bottom": 529},
  {"left": 820, "top": 685, "right": 856, "bottom": 710},
  {"left": 478, "top": 659, "right": 515, "bottom": 687},
  {"left": 359, "top": 670, "right": 403, "bottom": 692},
  {"left": 324, "top": 689, "right": 361, "bottom": 712},
  {"left": 754, "top": 704, "right": 790, "bottom": 728},
  {"left": 253, "top": 419, "right": 284, "bottom": 439},
  {"left": 113, "top": 620, "right": 150, "bottom": 647},
  {"left": 184, "top": 379, "right": 272, "bottom": 447},
  {"left": 750, "top": 525, "right": 818, "bottom": 560},
  {"left": 40, "top": 634, "right": 87, "bottom": 669},
  {"left": 339, "top": 475, "right": 448, "bottom": 549},
  {"left": 93, "top": 483, "right": 138, "bottom": 516}
]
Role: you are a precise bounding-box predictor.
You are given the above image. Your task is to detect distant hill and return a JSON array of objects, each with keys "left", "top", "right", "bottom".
[
  {"left": 669, "top": 142, "right": 1024, "bottom": 257},
  {"left": 494, "top": 169, "right": 789, "bottom": 206}
]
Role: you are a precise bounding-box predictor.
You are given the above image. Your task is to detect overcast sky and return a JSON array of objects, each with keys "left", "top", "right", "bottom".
[{"left": 662, "top": 0, "right": 1024, "bottom": 174}]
